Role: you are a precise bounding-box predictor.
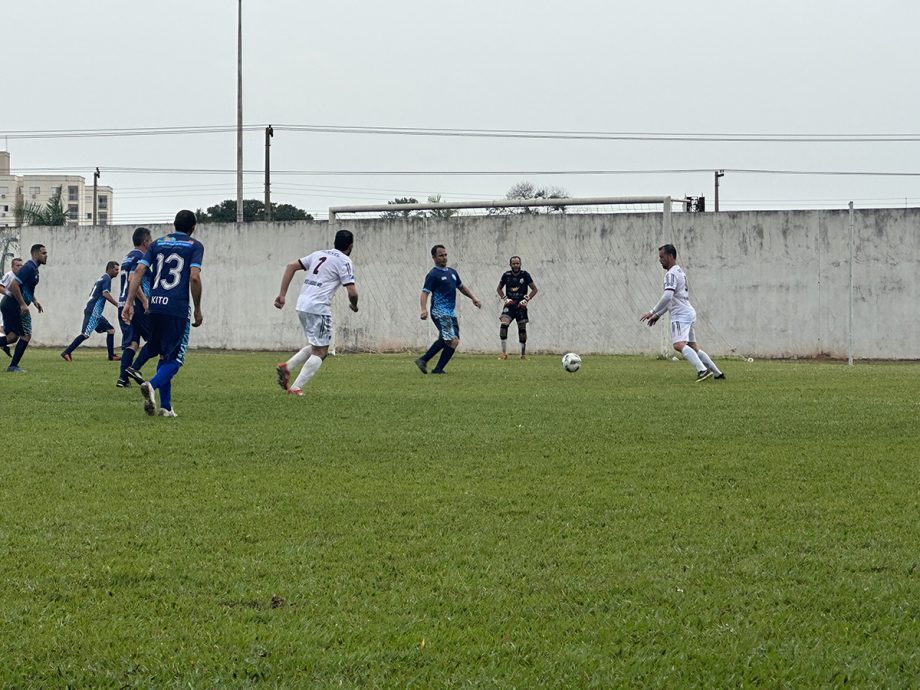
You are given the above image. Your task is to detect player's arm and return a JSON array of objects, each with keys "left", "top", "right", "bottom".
[
  {"left": 122, "top": 264, "right": 147, "bottom": 323},
  {"left": 190, "top": 267, "right": 203, "bottom": 327},
  {"left": 520, "top": 280, "right": 538, "bottom": 308},
  {"left": 420, "top": 290, "right": 430, "bottom": 320},
  {"left": 459, "top": 284, "right": 482, "bottom": 309},
  {"left": 274, "top": 259, "right": 304, "bottom": 309},
  {"left": 103, "top": 289, "right": 118, "bottom": 308},
  {"left": 0, "top": 284, "right": 7, "bottom": 297},
  {"left": 640, "top": 289, "right": 674, "bottom": 325},
  {"left": 345, "top": 283, "right": 358, "bottom": 313},
  {"left": 496, "top": 277, "right": 506, "bottom": 301}
]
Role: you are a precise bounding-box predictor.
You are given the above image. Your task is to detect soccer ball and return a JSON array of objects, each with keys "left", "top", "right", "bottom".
[{"left": 562, "top": 352, "right": 582, "bottom": 372}]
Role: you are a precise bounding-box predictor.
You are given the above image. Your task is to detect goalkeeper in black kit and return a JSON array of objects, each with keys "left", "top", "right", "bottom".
[{"left": 496, "top": 255, "right": 538, "bottom": 360}]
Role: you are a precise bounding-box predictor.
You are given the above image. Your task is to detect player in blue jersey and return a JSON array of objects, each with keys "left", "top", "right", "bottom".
[
  {"left": 60, "top": 261, "right": 121, "bottom": 361},
  {"left": 122, "top": 210, "right": 204, "bottom": 417},
  {"left": 0, "top": 256, "right": 24, "bottom": 357},
  {"left": 415, "top": 244, "right": 481, "bottom": 374},
  {"left": 1, "top": 244, "right": 47, "bottom": 373},
  {"left": 115, "top": 227, "right": 152, "bottom": 387}
]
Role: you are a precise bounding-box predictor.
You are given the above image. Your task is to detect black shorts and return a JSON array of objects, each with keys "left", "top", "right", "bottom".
[
  {"left": 500, "top": 301, "right": 529, "bottom": 324},
  {"left": 0, "top": 296, "right": 30, "bottom": 337}
]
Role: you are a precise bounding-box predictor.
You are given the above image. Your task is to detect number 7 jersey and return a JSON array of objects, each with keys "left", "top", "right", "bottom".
[
  {"left": 139, "top": 232, "right": 205, "bottom": 318},
  {"left": 295, "top": 248, "right": 355, "bottom": 316}
]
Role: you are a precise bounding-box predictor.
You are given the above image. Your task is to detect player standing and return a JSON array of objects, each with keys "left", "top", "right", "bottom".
[
  {"left": 496, "top": 255, "right": 538, "bottom": 360},
  {"left": 640, "top": 243, "right": 724, "bottom": 381},
  {"left": 0, "top": 256, "right": 23, "bottom": 357},
  {"left": 273, "top": 229, "right": 358, "bottom": 396},
  {"left": 415, "top": 244, "right": 481, "bottom": 374},
  {"left": 60, "top": 261, "right": 121, "bottom": 361},
  {"left": 122, "top": 210, "right": 204, "bottom": 417},
  {"left": 1, "top": 244, "right": 47, "bottom": 373},
  {"left": 116, "top": 227, "right": 152, "bottom": 387}
]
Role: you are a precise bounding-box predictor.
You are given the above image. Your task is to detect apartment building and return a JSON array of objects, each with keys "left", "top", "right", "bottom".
[{"left": 0, "top": 151, "right": 114, "bottom": 227}]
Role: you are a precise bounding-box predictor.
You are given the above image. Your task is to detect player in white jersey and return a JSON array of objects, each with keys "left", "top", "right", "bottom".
[
  {"left": 0, "top": 257, "right": 24, "bottom": 357},
  {"left": 273, "top": 229, "right": 359, "bottom": 395},
  {"left": 640, "top": 243, "right": 724, "bottom": 382}
]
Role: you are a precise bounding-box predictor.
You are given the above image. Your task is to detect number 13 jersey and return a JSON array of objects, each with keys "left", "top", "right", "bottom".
[
  {"left": 139, "top": 232, "right": 205, "bottom": 319},
  {"left": 296, "top": 248, "right": 355, "bottom": 316}
]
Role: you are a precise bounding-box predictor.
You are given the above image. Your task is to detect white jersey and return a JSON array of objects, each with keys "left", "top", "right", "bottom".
[
  {"left": 295, "top": 248, "right": 355, "bottom": 316},
  {"left": 662, "top": 265, "right": 696, "bottom": 322},
  {"left": 0, "top": 271, "right": 14, "bottom": 290}
]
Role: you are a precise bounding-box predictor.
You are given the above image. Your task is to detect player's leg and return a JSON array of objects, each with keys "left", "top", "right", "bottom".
[
  {"left": 97, "top": 317, "right": 119, "bottom": 360},
  {"left": 432, "top": 319, "right": 459, "bottom": 373},
  {"left": 691, "top": 341, "right": 723, "bottom": 378},
  {"left": 145, "top": 315, "right": 187, "bottom": 415},
  {"left": 289, "top": 313, "right": 331, "bottom": 393},
  {"left": 672, "top": 321, "right": 709, "bottom": 380},
  {"left": 8, "top": 313, "right": 33, "bottom": 371},
  {"left": 62, "top": 312, "right": 96, "bottom": 360},
  {"left": 517, "top": 312, "right": 528, "bottom": 359},
  {"left": 417, "top": 315, "right": 449, "bottom": 373},
  {"left": 498, "top": 306, "right": 512, "bottom": 359},
  {"left": 1, "top": 300, "right": 20, "bottom": 356},
  {"left": 279, "top": 319, "right": 314, "bottom": 389},
  {"left": 126, "top": 312, "right": 153, "bottom": 381}
]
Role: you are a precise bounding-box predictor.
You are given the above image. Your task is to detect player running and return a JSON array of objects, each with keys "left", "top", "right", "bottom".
[
  {"left": 60, "top": 261, "right": 121, "bottom": 362},
  {"left": 496, "top": 255, "right": 538, "bottom": 360},
  {"left": 116, "top": 227, "right": 152, "bottom": 387}
]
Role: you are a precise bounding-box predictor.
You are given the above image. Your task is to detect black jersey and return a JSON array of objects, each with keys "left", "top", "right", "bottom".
[{"left": 499, "top": 270, "right": 533, "bottom": 302}]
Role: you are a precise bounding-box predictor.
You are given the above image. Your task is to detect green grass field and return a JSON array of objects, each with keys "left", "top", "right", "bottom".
[{"left": 1, "top": 349, "right": 918, "bottom": 687}]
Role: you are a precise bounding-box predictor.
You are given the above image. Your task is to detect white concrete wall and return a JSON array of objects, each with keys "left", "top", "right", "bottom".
[{"left": 2, "top": 208, "right": 918, "bottom": 358}]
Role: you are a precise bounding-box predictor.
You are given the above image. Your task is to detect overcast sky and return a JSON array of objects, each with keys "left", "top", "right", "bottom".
[{"left": 4, "top": 0, "right": 919, "bottom": 223}]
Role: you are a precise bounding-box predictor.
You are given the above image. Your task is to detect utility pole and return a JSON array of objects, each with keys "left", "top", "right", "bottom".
[
  {"left": 714, "top": 170, "right": 724, "bottom": 212},
  {"left": 93, "top": 167, "right": 100, "bottom": 226},
  {"left": 236, "top": 0, "right": 243, "bottom": 223},
  {"left": 264, "top": 125, "right": 274, "bottom": 221}
]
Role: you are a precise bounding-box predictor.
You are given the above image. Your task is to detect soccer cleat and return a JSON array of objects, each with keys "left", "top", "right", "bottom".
[
  {"left": 414, "top": 358, "right": 428, "bottom": 374},
  {"left": 115, "top": 378, "right": 131, "bottom": 388},
  {"left": 108, "top": 354, "right": 121, "bottom": 362},
  {"left": 158, "top": 408, "right": 178, "bottom": 418},
  {"left": 60, "top": 352, "right": 73, "bottom": 362},
  {"left": 140, "top": 381, "right": 157, "bottom": 416},
  {"left": 0, "top": 343, "right": 10, "bottom": 358},
  {"left": 125, "top": 367, "right": 145, "bottom": 384},
  {"left": 714, "top": 373, "right": 726, "bottom": 380},
  {"left": 287, "top": 388, "right": 304, "bottom": 397},
  {"left": 498, "top": 353, "right": 508, "bottom": 360},
  {"left": 696, "top": 370, "right": 713, "bottom": 382},
  {"left": 520, "top": 355, "right": 527, "bottom": 360},
  {"left": 431, "top": 369, "right": 446, "bottom": 375},
  {"left": 276, "top": 362, "right": 290, "bottom": 390},
  {"left": 6, "top": 365, "right": 25, "bottom": 373}
]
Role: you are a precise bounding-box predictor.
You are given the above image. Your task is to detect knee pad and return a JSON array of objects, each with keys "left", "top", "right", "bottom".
[
  {"left": 518, "top": 323, "right": 527, "bottom": 343},
  {"left": 499, "top": 324, "right": 509, "bottom": 340}
]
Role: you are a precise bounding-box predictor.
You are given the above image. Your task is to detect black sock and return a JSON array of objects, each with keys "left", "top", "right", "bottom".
[
  {"left": 64, "top": 334, "right": 87, "bottom": 355},
  {"left": 10, "top": 339, "right": 29, "bottom": 367},
  {"left": 421, "top": 339, "right": 445, "bottom": 362},
  {"left": 106, "top": 333, "right": 115, "bottom": 358},
  {"left": 433, "top": 345, "right": 455, "bottom": 372}
]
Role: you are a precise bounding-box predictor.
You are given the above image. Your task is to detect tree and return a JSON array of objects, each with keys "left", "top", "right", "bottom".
[
  {"left": 426, "top": 194, "right": 458, "bottom": 219},
  {"left": 196, "top": 199, "right": 313, "bottom": 223},
  {"left": 493, "top": 182, "right": 569, "bottom": 215},
  {"left": 379, "top": 197, "right": 424, "bottom": 220},
  {"left": 15, "top": 188, "right": 68, "bottom": 226}
]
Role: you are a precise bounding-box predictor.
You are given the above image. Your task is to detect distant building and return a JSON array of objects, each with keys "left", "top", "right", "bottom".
[{"left": 0, "top": 151, "right": 114, "bottom": 227}]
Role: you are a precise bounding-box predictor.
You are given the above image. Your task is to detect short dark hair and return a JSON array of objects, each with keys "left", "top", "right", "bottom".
[
  {"left": 132, "top": 226, "right": 151, "bottom": 247},
  {"left": 334, "top": 229, "right": 354, "bottom": 251},
  {"left": 431, "top": 244, "right": 445, "bottom": 257},
  {"left": 509, "top": 255, "right": 521, "bottom": 265},
  {"left": 30, "top": 244, "right": 45, "bottom": 256},
  {"left": 174, "top": 209, "right": 197, "bottom": 234},
  {"left": 106, "top": 260, "right": 119, "bottom": 271},
  {"left": 658, "top": 244, "right": 677, "bottom": 259}
]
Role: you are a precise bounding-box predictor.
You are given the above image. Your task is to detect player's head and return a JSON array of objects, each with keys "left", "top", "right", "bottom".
[
  {"left": 30, "top": 244, "right": 48, "bottom": 265},
  {"left": 509, "top": 256, "right": 522, "bottom": 272},
  {"left": 174, "top": 209, "right": 197, "bottom": 235},
  {"left": 658, "top": 244, "right": 677, "bottom": 270},
  {"left": 105, "top": 260, "right": 120, "bottom": 277},
  {"left": 431, "top": 244, "right": 447, "bottom": 267},
  {"left": 334, "top": 229, "right": 354, "bottom": 254},
  {"left": 132, "top": 226, "right": 152, "bottom": 249},
  {"left": 10, "top": 257, "right": 23, "bottom": 274}
]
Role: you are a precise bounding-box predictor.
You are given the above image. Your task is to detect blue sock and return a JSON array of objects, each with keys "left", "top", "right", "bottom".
[
  {"left": 433, "top": 345, "right": 455, "bottom": 372},
  {"left": 422, "top": 339, "right": 445, "bottom": 362},
  {"left": 150, "top": 360, "right": 181, "bottom": 392},
  {"left": 64, "top": 334, "right": 87, "bottom": 355},
  {"left": 106, "top": 333, "right": 115, "bottom": 358},
  {"left": 120, "top": 347, "right": 136, "bottom": 378},
  {"left": 10, "top": 339, "right": 29, "bottom": 367},
  {"left": 133, "top": 343, "right": 153, "bottom": 372},
  {"left": 159, "top": 379, "right": 172, "bottom": 411}
]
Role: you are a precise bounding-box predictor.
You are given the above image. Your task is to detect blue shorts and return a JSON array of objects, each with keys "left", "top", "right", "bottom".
[
  {"left": 432, "top": 314, "right": 459, "bottom": 342},
  {"left": 80, "top": 311, "right": 113, "bottom": 338},
  {"left": 119, "top": 306, "right": 150, "bottom": 347},
  {"left": 0, "top": 297, "right": 31, "bottom": 337},
  {"left": 147, "top": 313, "right": 190, "bottom": 365}
]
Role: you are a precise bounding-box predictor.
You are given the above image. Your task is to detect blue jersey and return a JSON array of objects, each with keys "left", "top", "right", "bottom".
[
  {"left": 139, "top": 232, "right": 204, "bottom": 319},
  {"left": 119, "top": 249, "right": 143, "bottom": 308},
  {"left": 423, "top": 266, "right": 463, "bottom": 318},
  {"left": 14, "top": 259, "right": 40, "bottom": 306},
  {"left": 83, "top": 273, "right": 112, "bottom": 315}
]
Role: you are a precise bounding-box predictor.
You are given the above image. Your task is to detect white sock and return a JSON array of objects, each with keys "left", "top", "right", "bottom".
[
  {"left": 500, "top": 340, "right": 507, "bottom": 354},
  {"left": 697, "top": 350, "right": 722, "bottom": 376},
  {"left": 681, "top": 347, "right": 706, "bottom": 372},
  {"left": 291, "top": 354, "right": 323, "bottom": 390},
  {"left": 287, "top": 345, "right": 312, "bottom": 370}
]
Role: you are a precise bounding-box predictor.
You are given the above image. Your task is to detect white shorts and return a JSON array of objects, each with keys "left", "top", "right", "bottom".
[
  {"left": 670, "top": 320, "right": 697, "bottom": 344},
  {"left": 297, "top": 311, "right": 333, "bottom": 347}
]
